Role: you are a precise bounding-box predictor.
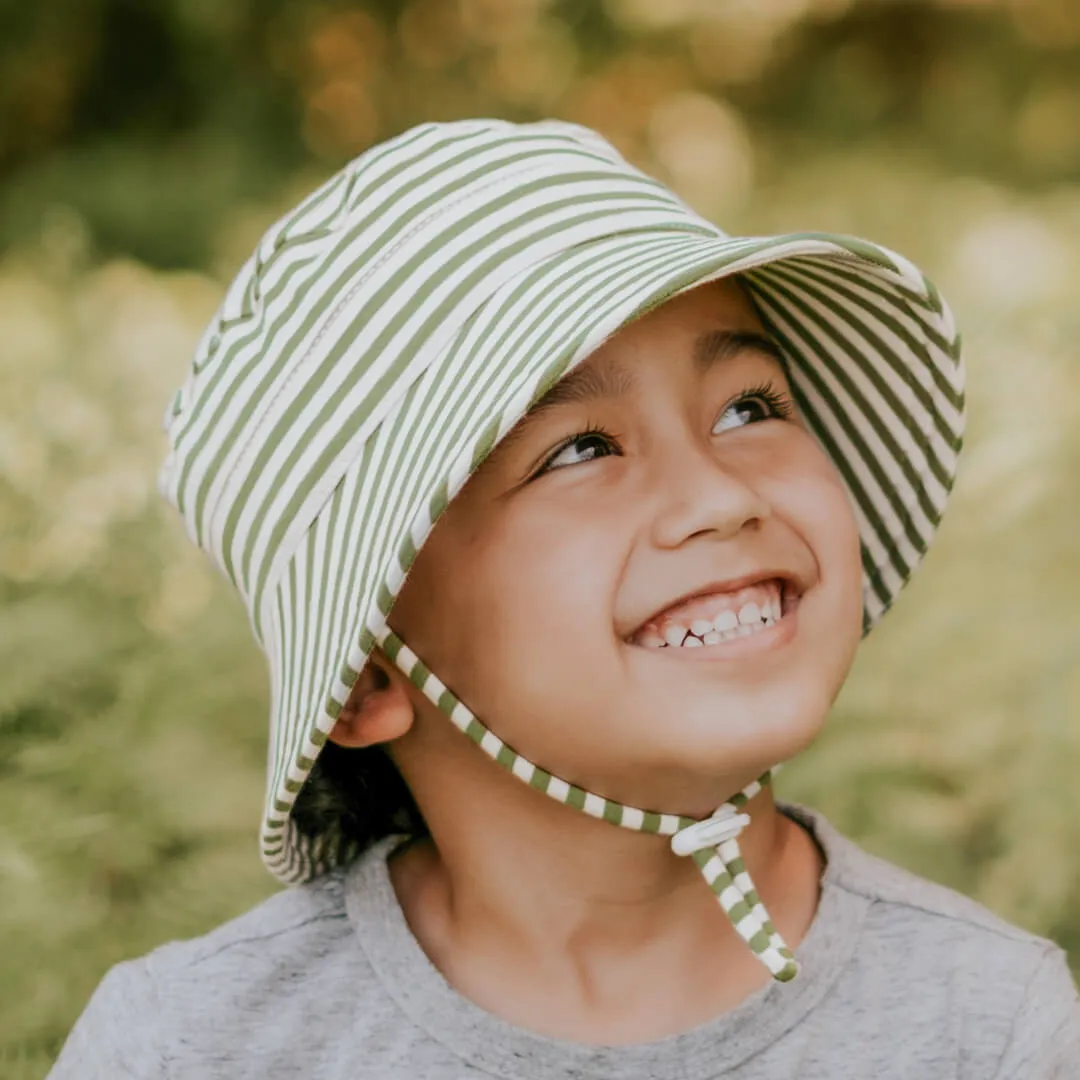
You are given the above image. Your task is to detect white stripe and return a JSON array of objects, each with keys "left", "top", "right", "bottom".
[
  {"left": 449, "top": 702, "right": 473, "bottom": 732},
  {"left": 479, "top": 730, "right": 504, "bottom": 757},
  {"left": 511, "top": 757, "right": 536, "bottom": 783},
  {"left": 719, "top": 884, "right": 744, "bottom": 910},
  {"left": 547, "top": 776, "right": 571, "bottom": 802},
  {"left": 701, "top": 855, "right": 725, "bottom": 881}
]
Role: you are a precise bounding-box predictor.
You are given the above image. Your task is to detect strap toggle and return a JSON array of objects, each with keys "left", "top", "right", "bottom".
[{"left": 671, "top": 807, "right": 751, "bottom": 856}]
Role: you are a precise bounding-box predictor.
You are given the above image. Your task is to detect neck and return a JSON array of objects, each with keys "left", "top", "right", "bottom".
[{"left": 387, "top": 724, "right": 825, "bottom": 1043}]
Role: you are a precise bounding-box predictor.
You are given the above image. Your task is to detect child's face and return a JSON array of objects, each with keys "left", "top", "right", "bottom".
[{"left": 388, "top": 276, "right": 864, "bottom": 813}]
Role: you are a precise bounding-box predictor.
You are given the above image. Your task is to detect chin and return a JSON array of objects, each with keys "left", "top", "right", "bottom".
[{"left": 636, "top": 686, "right": 830, "bottom": 782}]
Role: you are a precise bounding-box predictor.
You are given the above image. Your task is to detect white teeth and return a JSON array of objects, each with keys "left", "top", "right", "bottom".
[
  {"left": 639, "top": 587, "right": 788, "bottom": 649},
  {"left": 738, "top": 602, "right": 761, "bottom": 626}
]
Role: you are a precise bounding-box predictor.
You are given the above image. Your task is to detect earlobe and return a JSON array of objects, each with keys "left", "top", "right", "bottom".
[{"left": 328, "top": 656, "right": 414, "bottom": 748}]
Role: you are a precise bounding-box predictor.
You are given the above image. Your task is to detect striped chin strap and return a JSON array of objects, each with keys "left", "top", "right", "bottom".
[{"left": 377, "top": 626, "right": 800, "bottom": 983}]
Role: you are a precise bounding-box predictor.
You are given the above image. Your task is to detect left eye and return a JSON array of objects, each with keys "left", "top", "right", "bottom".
[{"left": 713, "top": 395, "right": 782, "bottom": 433}]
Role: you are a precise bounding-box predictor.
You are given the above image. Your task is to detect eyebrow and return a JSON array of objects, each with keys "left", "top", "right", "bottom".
[{"left": 524, "top": 328, "right": 785, "bottom": 421}]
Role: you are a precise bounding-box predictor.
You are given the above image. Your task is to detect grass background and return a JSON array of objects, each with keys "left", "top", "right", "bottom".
[{"left": 2, "top": 0, "right": 1079, "bottom": 1073}]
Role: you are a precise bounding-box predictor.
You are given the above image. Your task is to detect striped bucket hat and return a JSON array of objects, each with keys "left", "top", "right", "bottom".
[{"left": 159, "top": 117, "right": 964, "bottom": 983}]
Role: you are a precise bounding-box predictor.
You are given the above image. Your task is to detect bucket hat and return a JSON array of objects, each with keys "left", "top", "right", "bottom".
[{"left": 159, "top": 118, "right": 964, "bottom": 982}]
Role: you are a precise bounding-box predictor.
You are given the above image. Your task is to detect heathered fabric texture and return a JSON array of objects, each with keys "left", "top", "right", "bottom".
[{"left": 50, "top": 804, "right": 1080, "bottom": 1080}]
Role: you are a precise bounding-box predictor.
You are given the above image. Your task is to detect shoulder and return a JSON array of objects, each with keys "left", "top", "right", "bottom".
[
  {"left": 140, "top": 864, "right": 369, "bottom": 1035},
  {"left": 147, "top": 864, "right": 352, "bottom": 983},
  {"left": 784, "top": 801, "right": 1080, "bottom": 1075},
  {"left": 49, "top": 865, "right": 367, "bottom": 1079}
]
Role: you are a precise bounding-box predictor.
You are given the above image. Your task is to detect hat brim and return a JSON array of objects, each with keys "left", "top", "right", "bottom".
[{"left": 260, "top": 228, "right": 963, "bottom": 883}]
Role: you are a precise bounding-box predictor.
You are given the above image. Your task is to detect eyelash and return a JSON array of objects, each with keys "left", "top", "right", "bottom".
[
  {"left": 720, "top": 381, "right": 795, "bottom": 426},
  {"left": 751, "top": 383, "right": 793, "bottom": 408},
  {"left": 535, "top": 382, "right": 795, "bottom": 477}
]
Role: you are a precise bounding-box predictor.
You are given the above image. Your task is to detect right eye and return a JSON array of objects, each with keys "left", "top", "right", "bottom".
[{"left": 539, "top": 430, "right": 621, "bottom": 474}]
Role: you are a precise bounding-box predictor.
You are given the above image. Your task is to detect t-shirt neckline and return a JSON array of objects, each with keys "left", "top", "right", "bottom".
[{"left": 344, "top": 801, "right": 869, "bottom": 1080}]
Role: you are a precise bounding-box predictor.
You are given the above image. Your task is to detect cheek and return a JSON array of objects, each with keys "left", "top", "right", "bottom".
[
  {"left": 472, "top": 504, "right": 621, "bottom": 649},
  {"left": 392, "top": 498, "right": 621, "bottom": 710},
  {"left": 775, "top": 440, "right": 865, "bottom": 623}
]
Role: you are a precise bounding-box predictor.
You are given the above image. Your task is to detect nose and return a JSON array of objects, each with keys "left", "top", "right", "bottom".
[{"left": 647, "top": 429, "right": 771, "bottom": 550}]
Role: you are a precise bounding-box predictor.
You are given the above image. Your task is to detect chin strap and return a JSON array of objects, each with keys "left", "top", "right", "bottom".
[{"left": 376, "top": 625, "right": 800, "bottom": 982}]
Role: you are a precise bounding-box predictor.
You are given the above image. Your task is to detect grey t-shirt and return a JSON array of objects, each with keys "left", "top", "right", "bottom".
[{"left": 49, "top": 802, "right": 1080, "bottom": 1079}]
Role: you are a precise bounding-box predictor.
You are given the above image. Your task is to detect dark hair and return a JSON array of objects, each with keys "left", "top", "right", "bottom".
[
  {"left": 291, "top": 740, "right": 429, "bottom": 855},
  {"left": 291, "top": 654, "right": 429, "bottom": 856}
]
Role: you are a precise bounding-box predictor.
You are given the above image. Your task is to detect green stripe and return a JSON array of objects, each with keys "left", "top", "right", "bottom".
[
  {"left": 747, "top": 928, "right": 771, "bottom": 953},
  {"left": 529, "top": 767, "right": 553, "bottom": 792},
  {"left": 408, "top": 660, "right": 430, "bottom": 689}
]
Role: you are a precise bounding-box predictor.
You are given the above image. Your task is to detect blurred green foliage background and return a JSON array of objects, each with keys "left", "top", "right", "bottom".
[{"left": 2, "top": 0, "right": 1079, "bottom": 1072}]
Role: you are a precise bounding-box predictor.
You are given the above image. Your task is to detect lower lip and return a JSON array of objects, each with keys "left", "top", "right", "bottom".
[{"left": 631, "top": 599, "right": 800, "bottom": 661}]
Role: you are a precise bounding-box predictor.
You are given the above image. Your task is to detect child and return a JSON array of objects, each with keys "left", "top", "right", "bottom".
[{"left": 51, "top": 119, "right": 1079, "bottom": 1077}]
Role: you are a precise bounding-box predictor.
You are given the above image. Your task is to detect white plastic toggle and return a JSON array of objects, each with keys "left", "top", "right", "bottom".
[{"left": 670, "top": 808, "right": 751, "bottom": 856}]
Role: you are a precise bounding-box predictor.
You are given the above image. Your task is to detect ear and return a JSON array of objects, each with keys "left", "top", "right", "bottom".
[{"left": 328, "top": 651, "right": 414, "bottom": 749}]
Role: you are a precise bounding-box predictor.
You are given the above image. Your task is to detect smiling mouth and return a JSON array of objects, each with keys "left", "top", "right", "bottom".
[{"left": 628, "top": 577, "right": 801, "bottom": 650}]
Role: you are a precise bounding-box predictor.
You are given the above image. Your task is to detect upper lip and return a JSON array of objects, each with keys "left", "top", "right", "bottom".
[{"left": 628, "top": 569, "right": 806, "bottom": 638}]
